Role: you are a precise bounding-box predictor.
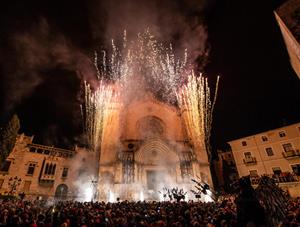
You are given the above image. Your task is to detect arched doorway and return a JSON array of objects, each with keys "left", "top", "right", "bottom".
[{"left": 55, "top": 184, "right": 68, "bottom": 200}]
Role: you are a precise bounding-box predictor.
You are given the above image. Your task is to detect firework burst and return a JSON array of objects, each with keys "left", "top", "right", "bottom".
[
  {"left": 82, "top": 80, "right": 118, "bottom": 151},
  {"left": 176, "top": 72, "right": 219, "bottom": 159},
  {"left": 96, "top": 30, "right": 188, "bottom": 103},
  {"left": 83, "top": 30, "right": 218, "bottom": 161}
]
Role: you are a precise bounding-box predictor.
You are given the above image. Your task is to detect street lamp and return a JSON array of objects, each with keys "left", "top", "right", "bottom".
[{"left": 8, "top": 176, "right": 22, "bottom": 195}]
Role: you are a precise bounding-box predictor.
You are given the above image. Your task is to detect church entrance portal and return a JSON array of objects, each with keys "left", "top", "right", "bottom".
[{"left": 147, "top": 170, "right": 167, "bottom": 190}]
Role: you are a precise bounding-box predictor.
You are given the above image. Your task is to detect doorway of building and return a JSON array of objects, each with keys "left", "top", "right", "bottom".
[
  {"left": 147, "top": 170, "right": 167, "bottom": 190},
  {"left": 55, "top": 184, "right": 68, "bottom": 200}
]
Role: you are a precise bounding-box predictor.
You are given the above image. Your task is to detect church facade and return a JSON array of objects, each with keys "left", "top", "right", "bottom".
[{"left": 98, "top": 95, "right": 212, "bottom": 201}]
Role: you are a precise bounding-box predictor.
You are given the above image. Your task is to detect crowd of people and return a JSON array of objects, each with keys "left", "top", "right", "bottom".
[
  {"left": 0, "top": 196, "right": 298, "bottom": 227},
  {"left": 0, "top": 176, "right": 299, "bottom": 226}
]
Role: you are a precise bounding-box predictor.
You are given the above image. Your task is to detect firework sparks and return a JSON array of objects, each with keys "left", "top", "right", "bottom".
[
  {"left": 96, "top": 30, "right": 188, "bottom": 103},
  {"left": 83, "top": 30, "right": 218, "bottom": 160},
  {"left": 82, "top": 80, "right": 117, "bottom": 151},
  {"left": 177, "top": 72, "right": 219, "bottom": 159}
]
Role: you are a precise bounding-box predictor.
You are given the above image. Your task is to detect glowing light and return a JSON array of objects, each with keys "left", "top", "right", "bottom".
[
  {"left": 84, "top": 187, "right": 93, "bottom": 202},
  {"left": 109, "top": 191, "right": 115, "bottom": 203},
  {"left": 176, "top": 72, "right": 219, "bottom": 158},
  {"left": 140, "top": 191, "right": 144, "bottom": 201},
  {"left": 159, "top": 191, "right": 165, "bottom": 202},
  {"left": 203, "top": 194, "right": 213, "bottom": 203}
]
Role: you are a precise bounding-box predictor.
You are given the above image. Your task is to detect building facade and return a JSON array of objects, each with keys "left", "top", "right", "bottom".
[
  {"left": 98, "top": 95, "right": 212, "bottom": 201},
  {"left": 213, "top": 149, "right": 239, "bottom": 192},
  {"left": 228, "top": 122, "right": 300, "bottom": 196},
  {"left": 0, "top": 134, "right": 95, "bottom": 200}
]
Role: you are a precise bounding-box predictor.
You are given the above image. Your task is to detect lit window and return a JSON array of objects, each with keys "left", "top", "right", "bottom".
[
  {"left": 279, "top": 131, "right": 286, "bottom": 137},
  {"left": 62, "top": 167, "right": 68, "bottom": 178},
  {"left": 242, "top": 141, "right": 247, "bottom": 146},
  {"left": 261, "top": 136, "right": 268, "bottom": 142},
  {"left": 249, "top": 170, "right": 258, "bottom": 176},
  {"left": 272, "top": 167, "right": 282, "bottom": 175},
  {"left": 27, "top": 163, "right": 36, "bottom": 175},
  {"left": 265, "top": 147, "right": 274, "bottom": 156},
  {"left": 282, "top": 143, "right": 293, "bottom": 152}
]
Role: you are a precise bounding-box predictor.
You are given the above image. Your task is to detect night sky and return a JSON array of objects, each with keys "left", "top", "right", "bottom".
[{"left": 0, "top": 0, "right": 299, "bottom": 150}]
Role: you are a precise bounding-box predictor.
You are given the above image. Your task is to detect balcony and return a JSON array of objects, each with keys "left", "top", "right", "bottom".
[
  {"left": 251, "top": 172, "right": 299, "bottom": 185},
  {"left": 39, "top": 174, "right": 55, "bottom": 187},
  {"left": 243, "top": 157, "right": 257, "bottom": 165},
  {"left": 282, "top": 149, "right": 300, "bottom": 159}
]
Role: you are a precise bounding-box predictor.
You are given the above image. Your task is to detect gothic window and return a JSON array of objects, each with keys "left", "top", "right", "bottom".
[
  {"left": 44, "top": 163, "right": 56, "bottom": 175},
  {"left": 180, "top": 152, "right": 193, "bottom": 181},
  {"left": 52, "top": 164, "right": 56, "bottom": 175},
  {"left": 121, "top": 152, "right": 134, "bottom": 183},
  {"left": 45, "top": 163, "right": 49, "bottom": 174},
  {"left": 137, "top": 116, "right": 165, "bottom": 139}
]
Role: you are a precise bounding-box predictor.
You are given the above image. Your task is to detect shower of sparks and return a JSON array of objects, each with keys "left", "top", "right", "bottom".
[
  {"left": 177, "top": 72, "right": 219, "bottom": 159},
  {"left": 97, "top": 30, "right": 188, "bottom": 103},
  {"left": 83, "top": 30, "right": 218, "bottom": 160},
  {"left": 82, "top": 80, "right": 118, "bottom": 152}
]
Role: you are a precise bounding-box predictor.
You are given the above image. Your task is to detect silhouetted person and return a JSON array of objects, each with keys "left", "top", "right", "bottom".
[{"left": 235, "top": 177, "right": 266, "bottom": 227}]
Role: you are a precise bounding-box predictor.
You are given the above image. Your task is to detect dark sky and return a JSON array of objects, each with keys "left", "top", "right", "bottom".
[{"left": 0, "top": 0, "right": 299, "bottom": 149}]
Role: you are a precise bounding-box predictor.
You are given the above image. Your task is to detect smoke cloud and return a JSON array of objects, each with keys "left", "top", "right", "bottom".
[
  {"left": 1, "top": 18, "right": 95, "bottom": 114},
  {"left": 88, "top": 0, "right": 209, "bottom": 65}
]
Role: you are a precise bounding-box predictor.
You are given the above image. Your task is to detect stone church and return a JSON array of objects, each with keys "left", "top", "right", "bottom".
[{"left": 98, "top": 94, "right": 212, "bottom": 201}]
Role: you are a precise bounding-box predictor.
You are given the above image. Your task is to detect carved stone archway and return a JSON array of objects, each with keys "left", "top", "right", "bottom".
[{"left": 135, "top": 138, "right": 179, "bottom": 165}]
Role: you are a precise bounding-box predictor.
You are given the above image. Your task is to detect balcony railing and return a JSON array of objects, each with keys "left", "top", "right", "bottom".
[
  {"left": 282, "top": 149, "right": 300, "bottom": 159},
  {"left": 243, "top": 157, "right": 257, "bottom": 165},
  {"left": 251, "top": 172, "right": 299, "bottom": 185}
]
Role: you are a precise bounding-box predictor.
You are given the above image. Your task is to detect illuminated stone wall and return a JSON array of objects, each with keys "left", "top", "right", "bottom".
[{"left": 98, "top": 94, "right": 213, "bottom": 201}]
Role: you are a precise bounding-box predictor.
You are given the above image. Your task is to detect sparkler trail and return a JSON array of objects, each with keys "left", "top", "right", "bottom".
[
  {"left": 82, "top": 80, "right": 117, "bottom": 152},
  {"left": 177, "top": 72, "right": 219, "bottom": 159}
]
